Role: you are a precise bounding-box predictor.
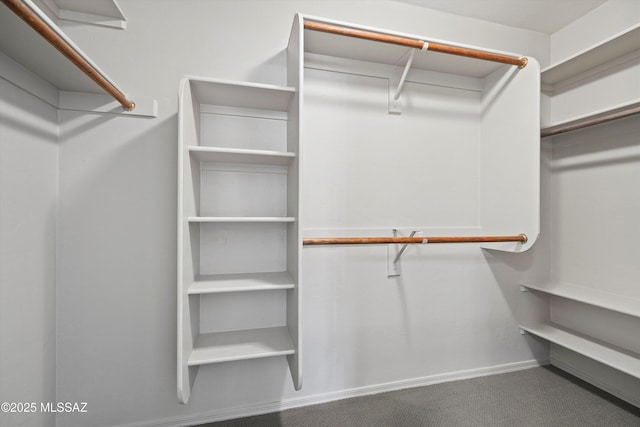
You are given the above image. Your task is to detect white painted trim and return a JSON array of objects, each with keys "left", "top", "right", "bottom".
[
  {"left": 59, "top": 91, "right": 158, "bottom": 117},
  {"left": 301, "top": 14, "right": 525, "bottom": 59},
  {"left": 200, "top": 105, "right": 287, "bottom": 121},
  {"left": 303, "top": 226, "right": 483, "bottom": 238},
  {"left": 304, "top": 53, "right": 483, "bottom": 92},
  {"left": 0, "top": 53, "right": 157, "bottom": 117},
  {"left": 111, "top": 359, "right": 547, "bottom": 427},
  {"left": 551, "top": 357, "right": 640, "bottom": 408},
  {"left": 0, "top": 51, "right": 59, "bottom": 107}
]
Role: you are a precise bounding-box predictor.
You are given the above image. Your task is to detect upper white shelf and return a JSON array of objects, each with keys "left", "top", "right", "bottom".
[
  {"left": 302, "top": 15, "right": 523, "bottom": 79},
  {"left": 522, "top": 280, "right": 640, "bottom": 317},
  {"left": 542, "top": 24, "right": 640, "bottom": 85},
  {"left": 522, "top": 280, "right": 640, "bottom": 318},
  {"left": 188, "top": 77, "right": 295, "bottom": 111},
  {"left": 189, "top": 146, "right": 295, "bottom": 166}
]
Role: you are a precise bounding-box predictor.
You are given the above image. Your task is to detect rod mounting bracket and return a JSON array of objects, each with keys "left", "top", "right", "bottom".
[
  {"left": 387, "top": 229, "right": 419, "bottom": 277},
  {"left": 388, "top": 49, "right": 417, "bottom": 114}
]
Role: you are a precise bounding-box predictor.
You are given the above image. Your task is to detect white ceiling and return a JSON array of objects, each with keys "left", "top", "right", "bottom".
[{"left": 392, "top": 0, "right": 608, "bottom": 34}]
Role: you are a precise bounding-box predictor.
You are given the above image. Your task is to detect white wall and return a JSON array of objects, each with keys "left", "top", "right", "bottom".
[
  {"left": 51, "top": 1, "right": 550, "bottom": 426},
  {"left": 0, "top": 76, "right": 58, "bottom": 427}
]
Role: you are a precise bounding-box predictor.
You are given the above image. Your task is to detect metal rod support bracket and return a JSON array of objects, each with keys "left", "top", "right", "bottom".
[
  {"left": 387, "top": 229, "right": 420, "bottom": 277},
  {"left": 389, "top": 49, "right": 417, "bottom": 114}
]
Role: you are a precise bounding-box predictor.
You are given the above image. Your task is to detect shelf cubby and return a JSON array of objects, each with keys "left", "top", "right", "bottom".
[
  {"left": 188, "top": 326, "right": 295, "bottom": 366},
  {"left": 189, "top": 146, "right": 295, "bottom": 166},
  {"left": 188, "top": 272, "right": 295, "bottom": 295},
  {"left": 188, "top": 217, "right": 296, "bottom": 223}
]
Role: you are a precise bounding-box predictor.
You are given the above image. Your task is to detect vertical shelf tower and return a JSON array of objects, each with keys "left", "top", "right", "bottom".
[{"left": 177, "top": 74, "right": 302, "bottom": 402}]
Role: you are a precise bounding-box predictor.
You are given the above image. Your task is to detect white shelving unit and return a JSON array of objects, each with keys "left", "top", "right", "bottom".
[
  {"left": 525, "top": 21, "right": 640, "bottom": 392},
  {"left": 520, "top": 280, "right": 640, "bottom": 380},
  {"left": 177, "top": 77, "right": 302, "bottom": 404},
  {"left": 177, "top": 13, "right": 540, "bottom": 403}
]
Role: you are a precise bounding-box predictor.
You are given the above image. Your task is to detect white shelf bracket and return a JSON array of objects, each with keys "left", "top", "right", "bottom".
[
  {"left": 519, "top": 328, "right": 528, "bottom": 335},
  {"left": 520, "top": 285, "right": 529, "bottom": 292},
  {"left": 389, "top": 48, "right": 418, "bottom": 114},
  {"left": 387, "top": 229, "right": 419, "bottom": 277}
]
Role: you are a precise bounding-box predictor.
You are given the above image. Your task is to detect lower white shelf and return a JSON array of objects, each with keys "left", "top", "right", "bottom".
[
  {"left": 189, "top": 272, "right": 295, "bottom": 294},
  {"left": 520, "top": 324, "right": 640, "bottom": 379},
  {"left": 188, "top": 326, "right": 295, "bottom": 366}
]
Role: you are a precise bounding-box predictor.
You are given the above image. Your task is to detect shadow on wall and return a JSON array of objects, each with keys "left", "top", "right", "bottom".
[
  {"left": 55, "top": 108, "right": 192, "bottom": 424},
  {"left": 481, "top": 239, "right": 550, "bottom": 362},
  {"left": 245, "top": 49, "right": 288, "bottom": 86}
]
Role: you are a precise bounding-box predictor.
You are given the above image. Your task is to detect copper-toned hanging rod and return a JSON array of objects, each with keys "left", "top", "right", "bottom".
[
  {"left": 2, "top": 0, "right": 135, "bottom": 111},
  {"left": 304, "top": 234, "right": 528, "bottom": 246},
  {"left": 304, "top": 20, "right": 528, "bottom": 68},
  {"left": 541, "top": 104, "right": 640, "bottom": 138}
]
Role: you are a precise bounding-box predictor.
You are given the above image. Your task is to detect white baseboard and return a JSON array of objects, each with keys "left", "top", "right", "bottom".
[{"left": 116, "top": 358, "right": 547, "bottom": 427}]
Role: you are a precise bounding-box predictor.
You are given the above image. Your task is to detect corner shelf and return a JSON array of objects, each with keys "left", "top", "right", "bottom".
[
  {"left": 520, "top": 324, "right": 640, "bottom": 379},
  {"left": 189, "top": 327, "right": 295, "bottom": 366}
]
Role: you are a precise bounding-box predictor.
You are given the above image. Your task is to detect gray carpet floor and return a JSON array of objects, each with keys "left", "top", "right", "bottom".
[{"left": 198, "top": 366, "right": 640, "bottom": 427}]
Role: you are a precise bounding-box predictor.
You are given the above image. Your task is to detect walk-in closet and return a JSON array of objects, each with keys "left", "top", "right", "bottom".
[{"left": 1, "top": 1, "right": 639, "bottom": 426}]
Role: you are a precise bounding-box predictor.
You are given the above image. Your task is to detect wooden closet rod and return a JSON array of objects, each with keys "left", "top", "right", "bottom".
[
  {"left": 304, "top": 21, "right": 528, "bottom": 68},
  {"left": 2, "top": 0, "right": 135, "bottom": 111},
  {"left": 304, "top": 234, "right": 528, "bottom": 245},
  {"left": 541, "top": 104, "right": 640, "bottom": 138}
]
